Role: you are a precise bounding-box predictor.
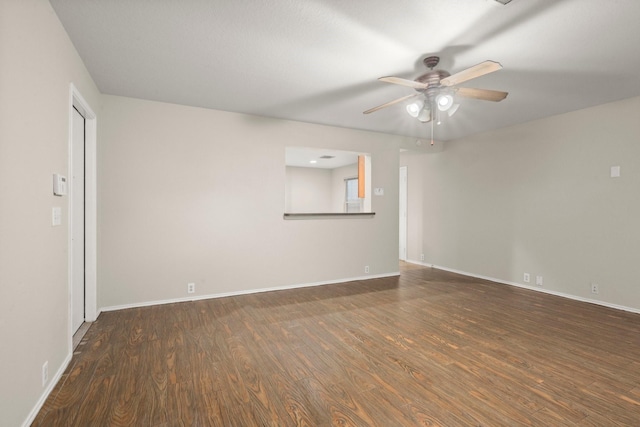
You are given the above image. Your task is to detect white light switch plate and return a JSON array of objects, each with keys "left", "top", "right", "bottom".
[
  {"left": 610, "top": 166, "right": 620, "bottom": 178},
  {"left": 52, "top": 207, "right": 62, "bottom": 226}
]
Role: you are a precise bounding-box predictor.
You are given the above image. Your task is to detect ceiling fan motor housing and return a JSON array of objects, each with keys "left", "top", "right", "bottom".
[
  {"left": 415, "top": 70, "right": 450, "bottom": 87},
  {"left": 414, "top": 57, "right": 452, "bottom": 102},
  {"left": 415, "top": 70, "right": 451, "bottom": 101},
  {"left": 415, "top": 56, "right": 450, "bottom": 93}
]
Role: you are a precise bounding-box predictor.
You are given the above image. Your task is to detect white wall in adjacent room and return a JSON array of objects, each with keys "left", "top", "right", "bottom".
[{"left": 285, "top": 166, "right": 332, "bottom": 213}]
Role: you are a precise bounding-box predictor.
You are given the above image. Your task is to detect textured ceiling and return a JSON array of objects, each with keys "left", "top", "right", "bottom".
[{"left": 50, "top": 0, "right": 640, "bottom": 141}]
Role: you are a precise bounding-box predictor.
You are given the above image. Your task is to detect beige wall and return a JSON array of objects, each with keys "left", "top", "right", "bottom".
[
  {"left": 401, "top": 96, "right": 640, "bottom": 311},
  {"left": 99, "top": 95, "right": 405, "bottom": 309},
  {"left": 0, "top": 1, "right": 101, "bottom": 425}
]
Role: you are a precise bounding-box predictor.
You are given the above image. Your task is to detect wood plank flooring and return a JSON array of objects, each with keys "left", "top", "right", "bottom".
[{"left": 33, "top": 263, "right": 640, "bottom": 426}]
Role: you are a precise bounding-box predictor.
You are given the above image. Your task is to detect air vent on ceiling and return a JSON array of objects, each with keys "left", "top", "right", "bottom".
[{"left": 319, "top": 155, "right": 335, "bottom": 159}]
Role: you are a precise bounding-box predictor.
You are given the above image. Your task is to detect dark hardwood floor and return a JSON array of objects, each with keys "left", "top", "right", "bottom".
[{"left": 33, "top": 263, "right": 640, "bottom": 426}]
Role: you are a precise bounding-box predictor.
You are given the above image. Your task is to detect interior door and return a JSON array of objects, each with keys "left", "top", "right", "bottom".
[
  {"left": 71, "top": 107, "right": 85, "bottom": 333},
  {"left": 399, "top": 166, "right": 408, "bottom": 261}
]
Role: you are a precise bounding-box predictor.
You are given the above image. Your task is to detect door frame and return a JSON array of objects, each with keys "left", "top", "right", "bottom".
[
  {"left": 399, "top": 166, "right": 408, "bottom": 261},
  {"left": 68, "top": 84, "right": 97, "bottom": 351},
  {"left": 70, "top": 106, "right": 85, "bottom": 333}
]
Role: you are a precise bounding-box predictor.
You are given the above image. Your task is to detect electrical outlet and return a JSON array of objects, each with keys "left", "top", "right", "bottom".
[
  {"left": 187, "top": 282, "right": 195, "bottom": 294},
  {"left": 523, "top": 273, "right": 530, "bottom": 283},
  {"left": 535, "top": 276, "right": 543, "bottom": 286},
  {"left": 42, "top": 361, "right": 48, "bottom": 387},
  {"left": 420, "top": 254, "right": 425, "bottom": 262},
  {"left": 591, "top": 283, "right": 599, "bottom": 294},
  {"left": 364, "top": 266, "right": 370, "bottom": 274}
]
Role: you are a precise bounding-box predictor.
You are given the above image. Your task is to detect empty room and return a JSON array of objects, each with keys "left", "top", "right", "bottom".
[{"left": 2, "top": 0, "right": 640, "bottom": 425}]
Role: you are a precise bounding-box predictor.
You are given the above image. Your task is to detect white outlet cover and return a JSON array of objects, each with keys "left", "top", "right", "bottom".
[
  {"left": 523, "top": 273, "right": 530, "bottom": 283},
  {"left": 536, "top": 276, "right": 543, "bottom": 286},
  {"left": 610, "top": 166, "right": 621, "bottom": 178},
  {"left": 42, "top": 361, "right": 48, "bottom": 386},
  {"left": 374, "top": 187, "right": 384, "bottom": 196},
  {"left": 52, "top": 207, "right": 62, "bottom": 226}
]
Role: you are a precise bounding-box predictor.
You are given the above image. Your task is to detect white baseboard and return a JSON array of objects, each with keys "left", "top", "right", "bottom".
[
  {"left": 22, "top": 352, "right": 73, "bottom": 427},
  {"left": 405, "top": 259, "right": 640, "bottom": 315},
  {"left": 101, "top": 272, "right": 401, "bottom": 313},
  {"left": 406, "top": 259, "right": 431, "bottom": 268}
]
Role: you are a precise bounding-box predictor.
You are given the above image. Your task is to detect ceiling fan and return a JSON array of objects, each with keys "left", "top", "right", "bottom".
[{"left": 364, "top": 56, "right": 508, "bottom": 142}]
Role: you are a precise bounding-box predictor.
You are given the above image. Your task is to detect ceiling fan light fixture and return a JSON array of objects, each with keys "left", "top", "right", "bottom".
[
  {"left": 417, "top": 107, "right": 431, "bottom": 123},
  {"left": 436, "top": 93, "right": 454, "bottom": 111},
  {"left": 364, "top": 54, "right": 508, "bottom": 132},
  {"left": 406, "top": 100, "right": 424, "bottom": 118}
]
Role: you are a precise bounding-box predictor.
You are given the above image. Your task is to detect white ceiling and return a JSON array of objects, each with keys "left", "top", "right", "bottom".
[
  {"left": 50, "top": 0, "right": 640, "bottom": 141},
  {"left": 285, "top": 147, "right": 360, "bottom": 169}
]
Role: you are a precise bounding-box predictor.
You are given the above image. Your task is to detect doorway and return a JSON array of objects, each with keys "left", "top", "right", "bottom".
[
  {"left": 399, "top": 166, "right": 408, "bottom": 261},
  {"left": 71, "top": 106, "right": 85, "bottom": 333},
  {"left": 69, "top": 84, "right": 97, "bottom": 351}
]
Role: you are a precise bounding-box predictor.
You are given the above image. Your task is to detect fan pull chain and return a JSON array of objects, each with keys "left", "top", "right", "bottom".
[
  {"left": 430, "top": 119, "right": 434, "bottom": 146},
  {"left": 430, "top": 100, "right": 435, "bottom": 145}
]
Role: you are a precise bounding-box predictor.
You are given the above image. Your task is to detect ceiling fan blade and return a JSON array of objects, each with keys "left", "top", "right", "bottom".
[
  {"left": 363, "top": 94, "right": 418, "bottom": 114},
  {"left": 456, "top": 87, "right": 508, "bottom": 102},
  {"left": 378, "top": 76, "right": 428, "bottom": 90},
  {"left": 440, "top": 60, "right": 503, "bottom": 87}
]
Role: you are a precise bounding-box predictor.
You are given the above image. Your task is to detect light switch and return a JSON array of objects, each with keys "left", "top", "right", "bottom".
[
  {"left": 610, "top": 166, "right": 620, "bottom": 178},
  {"left": 52, "top": 207, "right": 62, "bottom": 226},
  {"left": 374, "top": 187, "right": 384, "bottom": 196}
]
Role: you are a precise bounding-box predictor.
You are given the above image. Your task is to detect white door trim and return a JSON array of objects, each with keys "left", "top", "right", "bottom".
[
  {"left": 71, "top": 107, "right": 85, "bottom": 333},
  {"left": 399, "top": 166, "right": 408, "bottom": 261},
  {"left": 68, "top": 84, "right": 97, "bottom": 351}
]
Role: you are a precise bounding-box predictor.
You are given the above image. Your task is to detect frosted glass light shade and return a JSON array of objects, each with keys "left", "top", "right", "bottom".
[
  {"left": 417, "top": 108, "right": 431, "bottom": 123},
  {"left": 406, "top": 100, "right": 424, "bottom": 118},
  {"left": 436, "top": 94, "right": 454, "bottom": 111}
]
